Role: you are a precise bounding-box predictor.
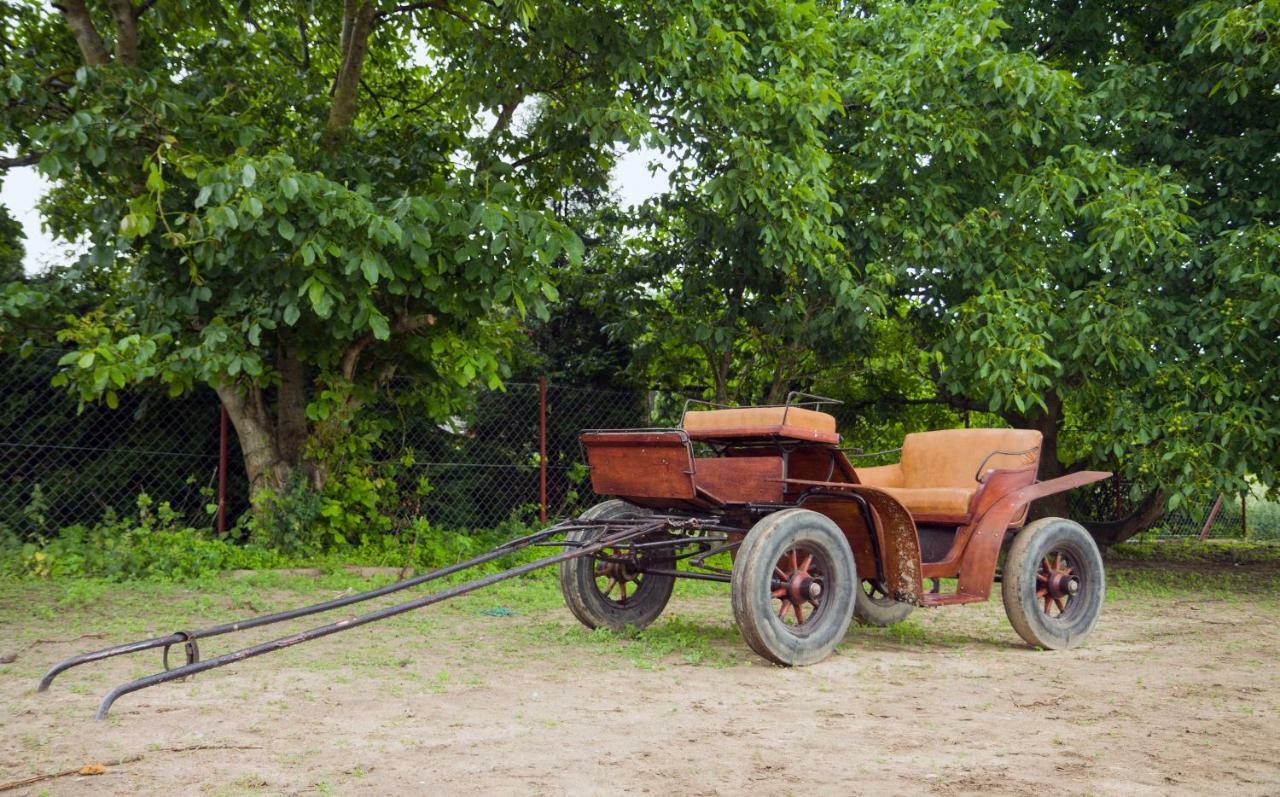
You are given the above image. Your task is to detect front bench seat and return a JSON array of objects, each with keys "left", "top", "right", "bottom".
[{"left": 855, "top": 428, "right": 1042, "bottom": 524}]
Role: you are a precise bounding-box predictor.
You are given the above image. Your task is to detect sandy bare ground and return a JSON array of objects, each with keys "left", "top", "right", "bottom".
[{"left": 1, "top": 565, "right": 1278, "bottom": 796}]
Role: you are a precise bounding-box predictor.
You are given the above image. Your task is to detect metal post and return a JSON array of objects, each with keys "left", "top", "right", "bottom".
[
  {"left": 539, "top": 377, "right": 548, "bottom": 524},
  {"left": 1198, "top": 495, "right": 1223, "bottom": 541},
  {"left": 217, "top": 405, "right": 228, "bottom": 535}
]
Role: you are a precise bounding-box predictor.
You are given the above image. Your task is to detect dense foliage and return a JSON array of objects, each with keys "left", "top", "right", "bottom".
[{"left": 1, "top": 0, "right": 1276, "bottom": 555}]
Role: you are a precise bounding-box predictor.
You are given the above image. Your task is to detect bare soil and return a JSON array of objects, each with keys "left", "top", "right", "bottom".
[{"left": 1, "top": 566, "right": 1278, "bottom": 796}]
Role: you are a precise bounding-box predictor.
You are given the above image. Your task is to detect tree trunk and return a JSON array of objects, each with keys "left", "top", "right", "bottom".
[
  {"left": 1013, "top": 391, "right": 1071, "bottom": 521},
  {"left": 108, "top": 0, "right": 140, "bottom": 66},
  {"left": 57, "top": 0, "right": 112, "bottom": 66},
  {"left": 325, "top": 0, "right": 376, "bottom": 144},
  {"left": 1084, "top": 489, "right": 1168, "bottom": 547},
  {"left": 215, "top": 382, "right": 291, "bottom": 499},
  {"left": 276, "top": 342, "right": 309, "bottom": 465}
]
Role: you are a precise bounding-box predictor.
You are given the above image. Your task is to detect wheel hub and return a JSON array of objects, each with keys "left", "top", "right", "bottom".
[
  {"left": 772, "top": 548, "right": 824, "bottom": 625},
  {"left": 1035, "top": 551, "right": 1079, "bottom": 617}
]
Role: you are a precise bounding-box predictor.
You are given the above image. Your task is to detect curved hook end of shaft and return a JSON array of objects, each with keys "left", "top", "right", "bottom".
[{"left": 95, "top": 687, "right": 124, "bottom": 720}]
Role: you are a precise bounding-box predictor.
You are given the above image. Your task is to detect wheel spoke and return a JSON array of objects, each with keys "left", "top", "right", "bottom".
[
  {"left": 1043, "top": 596, "right": 1052, "bottom": 613},
  {"left": 1053, "top": 596, "right": 1066, "bottom": 614},
  {"left": 618, "top": 578, "right": 628, "bottom": 602},
  {"left": 775, "top": 566, "right": 788, "bottom": 580},
  {"left": 777, "top": 600, "right": 789, "bottom": 620},
  {"left": 793, "top": 600, "right": 805, "bottom": 624},
  {"left": 799, "top": 554, "right": 813, "bottom": 574}
]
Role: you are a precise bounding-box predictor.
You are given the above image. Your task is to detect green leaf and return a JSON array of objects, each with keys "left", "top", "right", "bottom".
[
  {"left": 360, "top": 252, "right": 379, "bottom": 285},
  {"left": 278, "top": 217, "right": 295, "bottom": 240},
  {"left": 369, "top": 313, "right": 390, "bottom": 340},
  {"left": 241, "top": 164, "right": 256, "bottom": 188},
  {"left": 283, "top": 302, "right": 300, "bottom": 326},
  {"left": 307, "top": 281, "right": 325, "bottom": 311}
]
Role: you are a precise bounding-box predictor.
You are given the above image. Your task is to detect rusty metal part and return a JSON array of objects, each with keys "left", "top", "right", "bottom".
[
  {"left": 1036, "top": 550, "right": 1080, "bottom": 617},
  {"left": 38, "top": 522, "right": 579, "bottom": 694},
  {"left": 771, "top": 546, "right": 827, "bottom": 625},
  {"left": 949, "top": 471, "right": 1111, "bottom": 603},
  {"left": 86, "top": 520, "right": 666, "bottom": 719}
]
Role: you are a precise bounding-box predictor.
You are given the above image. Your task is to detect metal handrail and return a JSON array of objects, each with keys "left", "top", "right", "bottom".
[{"left": 973, "top": 446, "right": 1041, "bottom": 483}]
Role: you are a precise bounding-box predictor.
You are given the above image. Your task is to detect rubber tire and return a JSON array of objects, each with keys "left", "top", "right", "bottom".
[
  {"left": 731, "top": 508, "right": 856, "bottom": 666},
  {"left": 1002, "top": 517, "right": 1105, "bottom": 650},
  {"left": 853, "top": 580, "right": 914, "bottom": 627},
  {"left": 558, "top": 499, "right": 675, "bottom": 632}
]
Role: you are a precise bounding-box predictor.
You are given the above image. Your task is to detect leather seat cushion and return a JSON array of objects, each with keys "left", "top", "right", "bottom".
[
  {"left": 875, "top": 486, "right": 975, "bottom": 518},
  {"left": 682, "top": 407, "right": 839, "bottom": 443}
]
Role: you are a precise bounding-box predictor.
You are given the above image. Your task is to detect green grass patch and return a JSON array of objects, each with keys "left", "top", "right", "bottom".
[{"left": 1109, "top": 539, "right": 1280, "bottom": 567}]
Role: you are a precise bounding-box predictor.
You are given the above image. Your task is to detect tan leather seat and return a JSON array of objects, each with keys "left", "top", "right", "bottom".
[
  {"left": 682, "top": 407, "right": 840, "bottom": 444},
  {"left": 855, "top": 428, "right": 1041, "bottom": 522}
]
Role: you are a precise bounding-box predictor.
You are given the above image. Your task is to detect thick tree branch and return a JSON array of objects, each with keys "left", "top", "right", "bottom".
[
  {"left": 0, "top": 153, "right": 42, "bottom": 170},
  {"left": 109, "top": 0, "right": 140, "bottom": 66},
  {"left": 53, "top": 0, "right": 112, "bottom": 66},
  {"left": 326, "top": 0, "right": 376, "bottom": 143},
  {"left": 340, "top": 314, "right": 435, "bottom": 381},
  {"left": 297, "top": 13, "right": 311, "bottom": 73}
]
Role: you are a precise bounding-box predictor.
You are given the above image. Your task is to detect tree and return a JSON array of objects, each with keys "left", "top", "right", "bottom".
[
  {"left": 0, "top": 204, "right": 23, "bottom": 282},
  {"left": 803, "top": 0, "right": 1280, "bottom": 544},
  {"left": 1, "top": 0, "right": 838, "bottom": 505},
  {"left": 598, "top": 2, "right": 886, "bottom": 405}
]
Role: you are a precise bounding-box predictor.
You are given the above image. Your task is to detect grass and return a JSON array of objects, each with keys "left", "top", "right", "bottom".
[{"left": 1, "top": 540, "right": 1276, "bottom": 682}]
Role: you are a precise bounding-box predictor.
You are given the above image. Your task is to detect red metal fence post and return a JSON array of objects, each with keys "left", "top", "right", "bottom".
[
  {"left": 1198, "top": 495, "right": 1223, "bottom": 541},
  {"left": 218, "top": 404, "right": 228, "bottom": 535},
  {"left": 539, "top": 377, "right": 548, "bottom": 524}
]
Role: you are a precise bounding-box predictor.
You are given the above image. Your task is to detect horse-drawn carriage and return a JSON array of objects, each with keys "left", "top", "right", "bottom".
[{"left": 42, "top": 394, "right": 1109, "bottom": 717}]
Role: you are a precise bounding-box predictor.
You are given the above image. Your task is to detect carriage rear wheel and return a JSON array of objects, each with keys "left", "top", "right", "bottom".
[
  {"left": 559, "top": 500, "right": 674, "bottom": 632},
  {"left": 731, "top": 508, "right": 855, "bottom": 666},
  {"left": 852, "top": 578, "right": 914, "bottom": 627},
  {"left": 1002, "top": 517, "right": 1105, "bottom": 649}
]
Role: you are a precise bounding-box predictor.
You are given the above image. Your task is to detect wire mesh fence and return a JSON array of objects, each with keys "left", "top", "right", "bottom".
[{"left": 2, "top": 348, "right": 1278, "bottom": 540}]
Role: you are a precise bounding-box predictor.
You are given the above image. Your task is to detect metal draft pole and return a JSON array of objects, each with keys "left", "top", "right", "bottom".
[{"left": 539, "top": 377, "right": 548, "bottom": 524}]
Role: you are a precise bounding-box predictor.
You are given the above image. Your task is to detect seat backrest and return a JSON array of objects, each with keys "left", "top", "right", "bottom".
[{"left": 899, "top": 428, "right": 1041, "bottom": 489}]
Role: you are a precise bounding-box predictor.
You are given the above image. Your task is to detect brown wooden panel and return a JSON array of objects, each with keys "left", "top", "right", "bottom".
[
  {"left": 693, "top": 457, "right": 784, "bottom": 504},
  {"left": 796, "top": 494, "right": 879, "bottom": 581},
  {"left": 787, "top": 447, "right": 842, "bottom": 486},
  {"left": 580, "top": 431, "right": 696, "bottom": 500}
]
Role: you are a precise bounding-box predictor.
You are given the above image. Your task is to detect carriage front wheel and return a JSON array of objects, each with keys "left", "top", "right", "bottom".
[{"left": 731, "top": 508, "right": 856, "bottom": 666}]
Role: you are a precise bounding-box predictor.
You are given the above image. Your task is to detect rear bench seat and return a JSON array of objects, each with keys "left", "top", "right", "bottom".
[
  {"left": 681, "top": 407, "right": 841, "bottom": 444},
  {"left": 855, "top": 429, "right": 1042, "bottom": 524}
]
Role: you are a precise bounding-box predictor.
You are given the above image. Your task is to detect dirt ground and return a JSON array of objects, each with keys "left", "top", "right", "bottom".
[{"left": 1, "top": 564, "right": 1278, "bottom": 796}]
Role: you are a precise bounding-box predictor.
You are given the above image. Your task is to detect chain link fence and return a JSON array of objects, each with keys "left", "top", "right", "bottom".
[{"left": 3, "top": 348, "right": 1278, "bottom": 540}]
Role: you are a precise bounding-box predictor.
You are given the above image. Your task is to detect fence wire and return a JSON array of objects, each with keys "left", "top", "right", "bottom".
[{"left": 2, "top": 349, "right": 1277, "bottom": 540}]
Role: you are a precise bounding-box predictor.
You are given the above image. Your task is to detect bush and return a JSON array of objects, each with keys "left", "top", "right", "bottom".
[
  {"left": 1, "top": 493, "right": 284, "bottom": 581},
  {"left": 0, "top": 490, "right": 545, "bottom": 582}
]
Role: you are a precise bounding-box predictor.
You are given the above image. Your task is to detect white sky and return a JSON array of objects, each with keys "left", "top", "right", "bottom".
[{"left": 1, "top": 150, "right": 669, "bottom": 276}]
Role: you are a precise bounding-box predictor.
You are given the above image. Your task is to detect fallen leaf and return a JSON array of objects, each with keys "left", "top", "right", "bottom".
[{"left": 78, "top": 764, "right": 107, "bottom": 776}]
